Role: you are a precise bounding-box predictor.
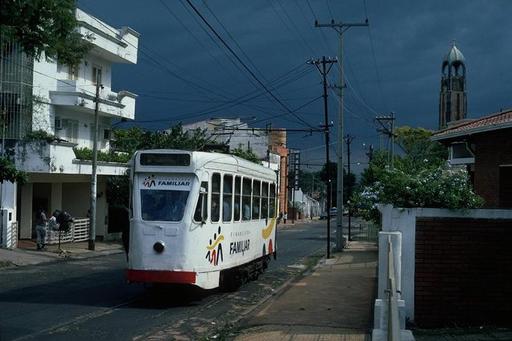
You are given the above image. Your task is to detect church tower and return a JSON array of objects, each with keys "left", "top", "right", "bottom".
[{"left": 439, "top": 43, "right": 467, "bottom": 129}]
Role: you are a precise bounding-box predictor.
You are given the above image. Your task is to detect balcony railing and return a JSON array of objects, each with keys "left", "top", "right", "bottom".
[{"left": 50, "top": 80, "right": 136, "bottom": 120}]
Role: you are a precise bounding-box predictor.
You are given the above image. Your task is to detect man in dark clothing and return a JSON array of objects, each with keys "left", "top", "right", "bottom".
[{"left": 35, "top": 209, "right": 48, "bottom": 250}]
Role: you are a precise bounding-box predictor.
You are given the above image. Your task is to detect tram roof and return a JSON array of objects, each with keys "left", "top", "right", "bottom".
[{"left": 132, "top": 149, "right": 277, "bottom": 180}]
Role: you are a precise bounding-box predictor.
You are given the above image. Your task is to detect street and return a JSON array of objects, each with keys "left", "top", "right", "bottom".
[{"left": 0, "top": 219, "right": 329, "bottom": 340}]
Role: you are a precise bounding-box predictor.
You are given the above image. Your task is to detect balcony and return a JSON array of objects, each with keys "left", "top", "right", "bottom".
[
  {"left": 50, "top": 80, "right": 136, "bottom": 120},
  {"left": 15, "top": 140, "right": 128, "bottom": 176},
  {"left": 75, "top": 9, "right": 139, "bottom": 65}
]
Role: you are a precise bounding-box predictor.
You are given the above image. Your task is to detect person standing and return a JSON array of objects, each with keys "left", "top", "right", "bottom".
[{"left": 35, "top": 208, "right": 48, "bottom": 250}]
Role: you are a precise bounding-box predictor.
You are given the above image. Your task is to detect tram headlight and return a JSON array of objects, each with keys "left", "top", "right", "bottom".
[{"left": 153, "top": 241, "right": 165, "bottom": 253}]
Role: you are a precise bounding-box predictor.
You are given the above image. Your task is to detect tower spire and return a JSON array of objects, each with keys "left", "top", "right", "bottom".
[{"left": 439, "top": 43, "right": 467, "bottom": 129}]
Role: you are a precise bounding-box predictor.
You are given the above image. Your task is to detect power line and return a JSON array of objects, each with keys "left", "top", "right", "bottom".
[
  {"left": 363, "top": 0, "right": 389, "bottom": 112},
  {"left": 184, "top": 0, "right": 316, "bottom": 129}
]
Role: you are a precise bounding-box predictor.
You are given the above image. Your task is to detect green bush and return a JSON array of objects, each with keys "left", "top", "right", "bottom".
[
  {"left": 0, "top": 157, "right": 27, "bottom": 184},
  {"left": 24, "top": 130, "right": 56, "bottom": 143},
  {"left": 73, "top": 147, "right": 130, "bottom": 163},
  {"left": 351, "top": 165, "right": 484, "bottom": 223}
]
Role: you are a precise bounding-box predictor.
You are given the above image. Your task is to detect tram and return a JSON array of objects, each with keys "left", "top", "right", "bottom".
[{"left": 126, "top": 149, "right": 278, "bottom": 289}]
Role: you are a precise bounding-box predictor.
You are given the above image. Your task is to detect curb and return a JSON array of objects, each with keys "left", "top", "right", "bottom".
[{"left": 0, "top": 247, "right": 125, "bottom": 270}]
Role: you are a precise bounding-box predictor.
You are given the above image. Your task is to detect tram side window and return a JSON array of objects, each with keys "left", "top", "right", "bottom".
[
  {"left": 223, "top": 174, "right": 233, "bottom": 222},
  {"left": 194, "top": 181, "right": 208, "bottom": 222},
  {"left": 252, "top": 180, "right": 261, "bottom": 220},
  {"left": 261, "top": 182, "right": 269, "bottom": 219},
  {"left": 234, "top": 176, "right": 241, "bottom": 221},
  {"left": 211, "top": 173, "right": 221, "bottom": 222},
  {"left": 269, "top": 183, "right": 276, "bottom": 218},
  {"left": 242, "top": 178, "right": 252, "bottom": 221}
]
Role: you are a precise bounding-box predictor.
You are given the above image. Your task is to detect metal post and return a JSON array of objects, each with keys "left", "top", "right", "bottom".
[{"left": 89, "top": 71, "right": 101, "bottom": 251}]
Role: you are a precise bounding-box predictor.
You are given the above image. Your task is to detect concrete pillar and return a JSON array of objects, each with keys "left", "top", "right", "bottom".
[
  {"left": 20, "top": 184, "right": 33, "bottom": 239},
  {"left": 378, "top": 231, "right": 402, "bottom": 300}
]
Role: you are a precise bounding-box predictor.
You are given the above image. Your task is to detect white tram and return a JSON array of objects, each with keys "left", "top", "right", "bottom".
[{"left": 126, "top": 149, "right": 278, "bottom": 289}]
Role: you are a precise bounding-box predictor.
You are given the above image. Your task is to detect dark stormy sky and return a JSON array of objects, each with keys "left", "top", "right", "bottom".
[{"left": 78, "top": 0, "right": 512, "bottom": 173}]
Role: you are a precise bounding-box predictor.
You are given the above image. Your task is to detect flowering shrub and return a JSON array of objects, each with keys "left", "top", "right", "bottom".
[{"left": 352, "top": 164, "right": 484, "bottom": 223}]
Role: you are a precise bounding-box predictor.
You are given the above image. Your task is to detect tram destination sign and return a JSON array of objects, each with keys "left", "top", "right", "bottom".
[{"left": 140, "top": 153, "right": 190, "bottom": 166}]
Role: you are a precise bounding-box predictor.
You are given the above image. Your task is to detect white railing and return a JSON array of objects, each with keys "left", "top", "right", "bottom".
[
  {"left": 47, "top": 218, "right": 90, "bottom": 244},
  {"left": 386, "top": 236, "right": 401, "bottom": 341},
  {"left": 9, "top": 221, "right": 18, "bottom": 248}
]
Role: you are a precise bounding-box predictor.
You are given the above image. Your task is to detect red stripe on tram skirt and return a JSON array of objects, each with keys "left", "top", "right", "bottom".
[{"left": 127, "top": 269, "right": 196, "bottom": 284}]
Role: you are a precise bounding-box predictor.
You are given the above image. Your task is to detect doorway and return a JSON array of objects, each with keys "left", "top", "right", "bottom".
[{"left": 32, "top": 183, "right": 51, "bottom": 239}]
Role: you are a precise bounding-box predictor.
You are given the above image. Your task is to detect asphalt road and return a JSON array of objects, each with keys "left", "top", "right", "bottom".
[{"left": 0, "top": 219, "right": 330, "bottom": 340}]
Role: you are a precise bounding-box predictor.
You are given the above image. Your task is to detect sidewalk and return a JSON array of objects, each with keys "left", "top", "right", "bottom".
[
  {"left": 0, "top": 241, "right": 124, "bottom": 268},
  {"left": 234, "top": 240, "right": 378, "bottom": 341}
]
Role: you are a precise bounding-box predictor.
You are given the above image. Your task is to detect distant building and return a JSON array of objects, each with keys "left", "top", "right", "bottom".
[
  {"left": 291, "top": 189, "right": 321, "bottom": 219},
  {"left": 432, "top": 109, "right": 512, "bottom": 208},
  {"left": 0, "top": 9, "right": 139, "bottom": 247},
  {"left": 182, "top": 118, "right": 290, "bottom": 218},
  {"left": 439, "top": 43, "right": 467, "bottom": 129}
]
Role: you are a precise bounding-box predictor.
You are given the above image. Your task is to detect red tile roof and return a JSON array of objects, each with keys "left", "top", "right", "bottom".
[{"left": 432, "top": 109, "right": 512, "bottom": 140}]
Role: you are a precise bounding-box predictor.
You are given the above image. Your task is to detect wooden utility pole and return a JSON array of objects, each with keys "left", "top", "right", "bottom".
[
  {"left": 89, "top": 70, "right": 102, "bottom": 251},
  {"left": 315, "top": 19, "right": 368, "bottom": 251},
  {"left": 344, "top": 134, "right": 354, "bottom": 241},
  {"left": 308, "top": 56, "right": 337, "bottom": 259},
  {"left": 375, "top": 113, "right": 396, "bottom": 168}
]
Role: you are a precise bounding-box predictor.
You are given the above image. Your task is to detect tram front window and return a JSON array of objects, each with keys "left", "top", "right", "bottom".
[{"left": 141, "top": 189, "right": 189, "bottom": 221}]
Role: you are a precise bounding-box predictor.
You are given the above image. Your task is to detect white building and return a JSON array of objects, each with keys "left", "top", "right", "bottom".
[
  {"left": 292, "top": 188, "right": 321, "bottom": 219},
  {"left": 182, "top": 118, "right": 270, "bottom": 159},
  {"left": 0, "top": 9, "right": 139, "bottom": 247}
]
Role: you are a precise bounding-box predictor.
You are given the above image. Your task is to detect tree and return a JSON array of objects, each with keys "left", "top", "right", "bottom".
[
  {"left": 317, "top": 161, "right": 356, "bottom": 207},
  {"left": 0, "top": 157, "right": 27, "bottom": 184},
  {"left": 352, "top": 126, "right": 482, "bottom": 223},
  {"left": 0, "top": 0, "right": 91, "bottom": 65},
  {"left": 230, "top": 147, "right": 260, "bottom": 164},
  {"left": 112, "top": 124, "right": 216, "bottom": 155},
  {"left": 298, "top": 170, "right": 325, "bottom": 198}
]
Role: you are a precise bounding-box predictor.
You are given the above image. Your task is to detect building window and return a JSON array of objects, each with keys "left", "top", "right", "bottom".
[
  {"left": 103, "top": 129, "right": 111, "bottom": 140},
  {"left": 92, "top": 65, "right": 102, "bottom": 85},
  {"left": 68, "top": 64, "right": 79, "bottom": 80},
  {"left": 60, "top": 119, "right": 79, "bottom": 143}
]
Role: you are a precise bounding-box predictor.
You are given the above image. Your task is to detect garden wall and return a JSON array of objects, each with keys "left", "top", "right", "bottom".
[
  {"left": 415, "top": 217, "right": 512, "bottom": 327},
  {"left": 378, "top": 205, "right": 512, "bottom": 327}
]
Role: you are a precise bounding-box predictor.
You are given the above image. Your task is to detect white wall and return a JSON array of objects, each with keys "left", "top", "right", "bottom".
[{"left": 0, "top": 182, "right": 18, "bottom": 248}]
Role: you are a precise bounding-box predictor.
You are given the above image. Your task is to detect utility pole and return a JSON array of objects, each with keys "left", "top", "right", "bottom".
[
  {"left": 1, "top": 107, "right": 6, "bottom": 157},
  {"left": 344, "top": 134, "right": 354, "bottom": 241},
  {"left": 315, "top": 19, "right": 368, "bottom": 251},
  {"left": 89, "top": 70, "right": 102, "bottom": 251},
  {"left": 375, "top": 113, "right": 396, "bottom": 168},
  {"left": 308, "top": 56, "right": 337, "bottom": 259}
]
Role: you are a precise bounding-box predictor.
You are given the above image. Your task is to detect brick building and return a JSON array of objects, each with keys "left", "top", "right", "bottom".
[{"left": 432, "top": 109, "right": 512, "bottom": 208}]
